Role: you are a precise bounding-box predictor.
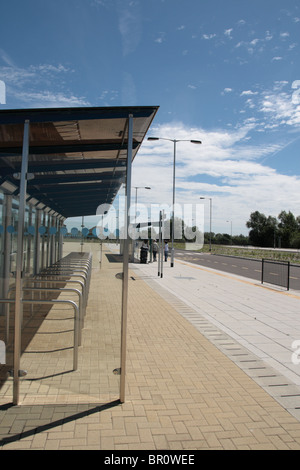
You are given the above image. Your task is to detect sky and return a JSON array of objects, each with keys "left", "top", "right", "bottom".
[{"left": 1, "top": 0, "right": 300, "bottom": 236}]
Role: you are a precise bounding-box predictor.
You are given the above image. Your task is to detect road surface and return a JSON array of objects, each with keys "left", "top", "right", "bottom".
[{"left": 174, "top": 249, "right": 300, "bottom": 291}]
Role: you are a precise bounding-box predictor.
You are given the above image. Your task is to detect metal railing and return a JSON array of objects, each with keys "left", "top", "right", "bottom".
[
  {"left": 261, "top": 258, "right": 290, "bottom": 290},
  {"left": 7, "top": 285, "right": 83, "bottom": 345},
  {"left": 0, "top": 298, "right": 79, "bottom": 370}
]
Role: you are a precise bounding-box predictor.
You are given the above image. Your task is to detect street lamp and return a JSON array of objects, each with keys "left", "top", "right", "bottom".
[
  {"left": 133, "top": 186, "right": 151, "bottom": 225},
  {"left": 200, "top": 197, "right": 212, "bottom": 251},
  {"left": 148, "top": 137, "right": 202, "bottom": 267}
]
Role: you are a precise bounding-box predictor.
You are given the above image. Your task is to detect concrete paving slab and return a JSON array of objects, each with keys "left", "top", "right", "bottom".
[
  {"left": 131, "top": 255, "right": 300, "bottom": 416},
  {"left": 2, "top": 246, "right": 300, "bottom": 450}
]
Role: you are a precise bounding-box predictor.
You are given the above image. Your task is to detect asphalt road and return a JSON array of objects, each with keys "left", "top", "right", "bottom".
[{"left": 174, "top": 249, "right": 300, "bottom": 291}]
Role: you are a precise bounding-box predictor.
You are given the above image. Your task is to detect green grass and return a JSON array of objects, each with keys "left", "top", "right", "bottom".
[{"left": 173, "top": 242, "right": 300, "bottom": 264}]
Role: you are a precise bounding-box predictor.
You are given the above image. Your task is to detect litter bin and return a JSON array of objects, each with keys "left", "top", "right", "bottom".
[{"left": 140, "top": 242, "right": 148, "bottom": 263}]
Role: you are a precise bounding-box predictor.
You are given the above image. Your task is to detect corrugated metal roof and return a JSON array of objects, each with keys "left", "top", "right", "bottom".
[{"left": 0, "top": 106, "right": 159, "bottom": 217}]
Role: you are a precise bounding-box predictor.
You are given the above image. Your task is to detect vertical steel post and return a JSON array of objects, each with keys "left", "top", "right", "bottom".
[
  {"left": 171, "top": 140, "right": 176, "bottom": 267},
  {"left": 120, "top": 114, "right": 133, "bottom": 403},
  {"left": 58, "top": 218, "right": 63, "bottom": 260},
  {"left": 2, "top": 194, "right": 12, "bottom": 343},
  {"left": 209, "top": 198, "right": 212, "bottom": 252},
  {"left": 34, "top": 208, "right": 41, "bottom": 276},
  {"left": 46, "top": 213, "right": 51, "bottom": 268},
  {"left": 161, "top": 210, "right": 164, "bottom": 278},
  {"left": 50, "top": 215, "right": 56, "bottom": 265},
  {"left": 26, "top": 205, "right": 32, "bottom": 273},
  {"left": 158, "top": 211, "right": 161, "bottom": 277},
  {"left": 13, "top": 119, "right": 30, "bottom": 405},
  {"left": 41, "top": 211, "right": 46, "bottom": 270}
]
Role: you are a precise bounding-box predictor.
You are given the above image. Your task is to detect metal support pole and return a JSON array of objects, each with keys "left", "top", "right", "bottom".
[
  {"left": 13, "top": 119, "right": 30, "bottom": 405},
  {"left": 46, "top": 214, "right": 51, "bottom": 268},
  {"left": 120, "top": 114, "right": 133, "bottom": 403},
  {"left": 26, "top": 205, "right": 33, "bottom": 273},
  {"left": 132, "top": 188, "right": 138, "bottom": 262},
  {"left": 158, "top": 211, "right": 161, "bottom": 277},
  {"left": 161, "top": 210, "right": 164, "bottom": 278},
  {"left": 209, "top": 198, "right": 212, "bottom": 252},
  {"left": 50, "top": 215, "right": 56, "bottom": 265},
  {"left": 2, "top": 194, "right": 12, "bottom": 342},
  {"left": 58, "top": 219, "right": 63, "bottom": 260},
  {"left": 55, "top": 217, "right": 59, "bottom": 262},
  {"left": 81, "top": 215, "right": 84, "bottom": 254},
  {"left": 41, "top": 211, "right": 46, "bottom": 270},
  {"left": 34, "top": 209, "right": 41, "bottom": 276},
  {"left": 171, "top": 140, "right": 176, "bottom": 267}
]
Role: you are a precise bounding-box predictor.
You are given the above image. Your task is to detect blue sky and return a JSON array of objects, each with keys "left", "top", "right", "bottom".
[{"left": 1, "top": 0, "right": 300, "bottom": 235}]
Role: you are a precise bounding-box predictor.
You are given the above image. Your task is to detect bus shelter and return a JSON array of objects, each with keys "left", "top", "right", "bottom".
[{"left": 0, "top": 106, "right": 158, "bottom": 405}]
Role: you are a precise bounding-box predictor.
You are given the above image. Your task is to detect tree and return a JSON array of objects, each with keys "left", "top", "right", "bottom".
[
  {"left": 246, "top": 211, "right": 277, "bottom": 247},
  {"left": 232, "top": 234, "right": 249, "bottom": 246},
  {"left": 278, "top": 211, "right": 299, "bottom": 248},
  {"left": 214, "top": 233, "right": 231, "bottom": 245}
]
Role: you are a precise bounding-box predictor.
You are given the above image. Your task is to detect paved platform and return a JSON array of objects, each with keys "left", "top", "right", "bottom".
[
  {"left": 1, "top": 247, "right": 300, "bottom": 450},
  {"left": 132, "top": 256, "right": 300, "bottom": 419}
]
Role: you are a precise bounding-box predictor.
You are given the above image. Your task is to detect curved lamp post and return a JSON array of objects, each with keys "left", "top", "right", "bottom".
[
  {"left": 148, "top": 137, "right": 202, "bottom": 267},
  {"left": 133, "top": 186, "right": 151, "bottom": 230}
]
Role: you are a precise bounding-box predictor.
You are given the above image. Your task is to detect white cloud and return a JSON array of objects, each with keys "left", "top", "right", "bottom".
[
  {"left": 133, "top": 121, "right": 300, "bottom": 234},
  {"left": 224, "top": 28, "right": 233, "bottom": 38},
  {"left": 99, "top": 89, "right": 119, "bottom": 103},
  {"left": 202, "top": 33, "right": 216, "bottom": 40},
  {"left": 259, "top": 90, "right": 300, "bottom": 127},
  {"left": 265, "top": 31, "right": 273, "bottom": 41},
  {"left": 238, "top": 81, "right": 300, "bottom": 130},
  {"left": 0, "top": 48, "right": 16, "bottom": 67},
  {"left": 0, "top": 61, "right": 87, "bottom": 107},
  {"left": 234, "top": 31, "right": 277, "bottom": 57},
  {"left": 155, "top": 33, "right": 166, "bottom": 43},
  {"left": 31, "top": 64, "right": 71, "bottom": 74},
  {"left": 240, "top": 90, "right": 258, "bottom": 96},
  {"left": 117, "top": 0, "right": 142, "bottom": 56},
  {"left": 272, "top": 56, "right": 283, "bottom": 61},
  {"left": 223, "top": 88, "right": 233, "bottom": 94},
  {"left": 12, "top": 90, "right": 89, "bottom": 107}
]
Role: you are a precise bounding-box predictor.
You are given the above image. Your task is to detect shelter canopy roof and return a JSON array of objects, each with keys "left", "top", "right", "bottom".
[{"left": 0, "top": 106, "right": 158, "bottom": 218}]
